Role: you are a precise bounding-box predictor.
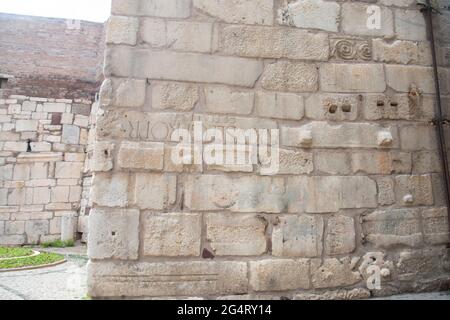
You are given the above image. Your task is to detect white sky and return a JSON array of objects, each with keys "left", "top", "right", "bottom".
[{"left": 0, "top": 0, "right": 112, "bottom": 22}]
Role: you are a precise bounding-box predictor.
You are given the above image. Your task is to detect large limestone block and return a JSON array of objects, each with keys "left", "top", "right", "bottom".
[
  {"left": 142, "top": 212, "right": 201, "bottom": 257},
  {"left": 272, "top": 215, "right": 323, "bottom": 257},
  {"left": 351, "top": 151, "right": 412, "bottom": 175},
  {"left": 205, "top": 213, "right": 267, "bottom": 256},
  {"left": 372, "top": 39, "right": 432, "bottom": 65},
  {"left": 362, "top": 209, "right": 423, "bottom": 248},
  {"left": 286, "top": 176, "right": 377, "bottom": 213},
  {"left": 395, "top": 9, "right": 427, "bottom": 41},
  {"left": 400, "top": 124, "right": 437, "bottom": 151},
  {"left": 117, "top": 141, "right": 164, "bottom": 170},
  {"left": 249, "top": 259, "right": 310, "bottom": 291},
  {"left": 219, "top": 25, "right": 329, "bottom": 61},
  {"left": 305, "top": 94, "right": 359, "bottom": 122},
  {"left": 97, "top": 111, "right": 192, "bottom": 142},
  {"left": 325, "top": 216, "right": 356, "bottom": 255},
  {"left": 91, "top": 173, "right": 130, "bottom": 207},
  {"left": 256, "top": 92, "right": 304, "bottom": 120},
  {"left": 421, "top": 207, "right": 450, "bottom": 245},
  {"left": 134, "top": 174, "right": 177, "bottom": 210},
  {"left": 55, "top": 162, "right": 84, "bottom": 179},
  {"left": 320, "top": 64, "right": 386, "bottom": 93},
  {"left": 151, "top": 82, "right": 199, "bottom": 111},
  {"left": 106, "top": 16, "right": 139, "bottom": 45},
  {"left": 278, "top": 0, "right": 340, "bottom": 32},
  {"left": 184, "top": 175, "right": 286, "bottom": 213},
  {"left": 204, "top": 86, "right": 254, "bottom": 115},
  {"left": 193, "top": 0, "right": 273, "bottom": 26},
  {"left": 394, "top": 174, "right": 434, "bottom": 206},
  {"left": 88, "top": 208, "right": 140, "bottom": 260},
  {"left": 263, "top": 149, "right": 313, "bottom": 175},
  {"left": 342, "top": 3, "right": 394, "bottom": 37},
  {"left": 112, "top": 0, "right": 191, "bottom": 18},
  {"left": 106, "top": 47, "right": 264, "bottom": 87},
  {"left": 282, "top": 122, "right": 398, "bottom": 149},
  {"left": 385, "top": 65, "right": 435, "bottom": 94},
  {"left": 88, "top": 260, "right": 248, "bottom": 297},
  {"left": 311, "top": 258, "right": 361, "bottom": 289},
  {"left": 261, "top": 61, "right": 319, "bottom": 93}
]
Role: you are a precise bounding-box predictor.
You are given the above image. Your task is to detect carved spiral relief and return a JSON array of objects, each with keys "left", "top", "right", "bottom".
[
  {"left": 333, "top": 39, "right": 372, "bottom": 61},
  {"left": 335, "top": 40, "right": 355, "bottom": 60},
  {"left": 357, "top": 43, "right": 372, "bottom": 61}
]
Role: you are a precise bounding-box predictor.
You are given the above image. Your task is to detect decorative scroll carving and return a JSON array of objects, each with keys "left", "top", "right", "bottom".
[{"left": 331, "top": 39, "right": 372, "bottom": 61}]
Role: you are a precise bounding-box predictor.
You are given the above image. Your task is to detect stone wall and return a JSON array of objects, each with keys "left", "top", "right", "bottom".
[
  {"left": 0, "top": 95, "right": 93, "bottom": 245},
  {"left": 0, "top": 13, "right": 105, "bottom": 100},
  {"left": 88, "top": 0, "right": 450, "bottom": 299}
]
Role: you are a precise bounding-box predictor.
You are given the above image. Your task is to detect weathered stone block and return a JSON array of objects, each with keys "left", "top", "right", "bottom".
[
  {"left": 342, "top": 3, "right": 394, "bottom": 37},
  {"left": 325, "top": 216, "right": 356, "bottom": 255},
  {"left": 106, "top": 16, "right": 139, "bottom": 45},
  {"left": 305, "top": 94, "right": 358, "bottom": 121},
  {"left": 167, "top": 21, "right": 214, "bottom": 53},
  {"left": 373, "top": 39, "right": 431, "bottom": 65},
  {"left": 55, "top": 162, "right": 83, "bottom": 179},
  {"left": 320, "top": 64, "right": 386, "bottom": 93},
  {"left": 143, "top": 212, "right": 201, "bottom": 257},
  {"left": 204, "top": 86, "right": 254, "bottom": 115},
  {"left": 15, "top": 120, "right": 38, "bottom": 132},
  {"left": 262, "top": 149, "right": 313, "bottom": 175},
  {"left": 400, "top": 125, "right": 437, "bottom": 151},
  {"left": 362, "top": 209, "right": 423, "bottom": 248},
  {"left": 134, "top": 174, "right": 177, "bottom": 210},
  {"left": 249, "top": 259, "right": 310, "bottom": 291},
  {"left": 107, "top": 47, "right": 264, "bottom": 87},
  {"left": 394, "top": 175, "right": 434, "bottom": 206},
  {"left": 193, "top": 0, "right": 273, "bottom": 26},
  {"left": 385, "top": 65, "right": 435, "bottom": 94},
  {"left": 311, "top": 258, "right": 361, "bottom": 289},
  {"left": 272, "top": 215, "right": 323, "bottom": 257},
  {"left": 287, "top": 176, "right": 377, "bottom": 213},
  {"left": 219, "top": 25, "right": 328, "bottom": 61},
  {"left": 205, "top": 213, "right": 267, "bottom": 256},
  {"left": 421, "top": 207, "right": 450, "bottom": 245},
  {"left": 90, "top": 141, "right": 115, "bottom": 172},
  {"left": 256, "top": 92, "right": 304, "bottom": 120},
  {"left": 91, "top": 173, "right": 130, "bottom": 207},
  {"left": 295, "top": 288, "right": 370, "bottom": 300},
  {"left": 25, "top": 220, "right": 49, "bottom": 244},
  {"left": 351, "top": 151, "right": 411, "bottom": 175},
  {"left": 278, "top": 0, "right": 340, "bottom": 32},
  {"left": 152, "top": 82, "right": 199, "bottom": 111},
  {"left": 88, "top": 208, "right": 140, "bottom": 260},
  {"left": 110, "top": 78, "right": 146, "bottom": 108},
  {"left": 117, "top": 141, "right": 164, "bottom": 170},
  {"left": 140, "top": 18, "right": 166, "bottom": 47},
  {"left": 61, "top": 125, "right": 80, "bottom": 145},
  {"left": 376, "top": 177, "right": 395, "bottom": 206},
  {"left": 184, "top": 175, "right": 286, "bottom": 213},
  {"left": 88, "top": 260, "right": 248, "bottom": 297},
  {"left": 315, "top": 151, "right": 351, "bottom": 175},
  {"left": 395, "top": 9, "right": 427, "bottom": 41},
  {"left": 282, "top": 122, "right": 398, "bottom": 149},
  {"left": 262, "top": 61, "right": 318, "bottom": 93}
]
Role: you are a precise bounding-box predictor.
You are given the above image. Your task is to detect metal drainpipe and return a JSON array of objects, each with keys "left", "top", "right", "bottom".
[{"left": 420, "top": 0, "right": 450, "bottom": 243}]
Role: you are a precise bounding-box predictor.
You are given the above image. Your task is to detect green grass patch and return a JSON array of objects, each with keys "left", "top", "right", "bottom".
[
  {"left": 0, "top": 252, "right": 64, "bottom": 270},
  {"left": 0, "top": 247, "right": 34, "bottom": 259},
  {"left": 41, "top": 239, "right": 75, "bottom": 248}
]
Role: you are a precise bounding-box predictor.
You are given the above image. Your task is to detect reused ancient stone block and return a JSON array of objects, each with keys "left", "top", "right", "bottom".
[
  {"left": 256, "top": 92, "right": 304, "bottom": 120},
  {"left": 249, "top": 259, "right": 310, "bottom": 291},
  {"left": 262, "top": 61, "right": 318, "bottom": 93},
  {"left": 142, "top": 212, "right": 201, "bottom": 257},
  {"left": 272, "top": 215, "right": 323, "bottom": 257},
  {"left": 151, "top": 82, "right": 199, "bottom": 111},
  {"left": 394, "top": 175, "right": 434, "bottom": 206},
  {"left": 421, "top": 207, "right": 450, "bottom": 245},
  {"left": 362, "top": 209, "right": 423, "bottom": 248},
  {"left": 134, "top": 173, "right": 177, "bottom": 210},
  {"left": 117, "top": 141, "right": 164, "bottom": 170},
  {"left": 204, "top": 86, "right": 254, "bottom": 115},
  {"left": 193, "top": 0, "right": 273, "bottom": 26},
  {"left": 205, "top": 213, "right": 267, "bottom": 256},
  {"left": 311, "top": 258, "right": 361, "bottom": 289},
  {"left": 88, "top": 208, "right": 140, "bottom": 260},
  {"left": 88, "top": 260, "right": 248, "bottom": 297},
  {"left": 106, "top": 16, "right": 139, "bottom": 45},
  {"left": 325, "top": 216, "right": 356, "bottom": 255}
]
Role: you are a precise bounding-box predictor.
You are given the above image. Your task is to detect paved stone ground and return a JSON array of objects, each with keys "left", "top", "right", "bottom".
[
  {"left": 0, "top": 244, "right": 449, "bottom": 300},
  {"left": 0, "top": 244, "right": 88, "bottom": 300}
]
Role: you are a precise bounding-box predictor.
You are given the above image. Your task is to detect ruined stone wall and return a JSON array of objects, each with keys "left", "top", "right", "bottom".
[
  {"left": 0, "top": 13, "right": 105, "bottom": 100},
  {"left": 0, "top": 95, "right": 93, "bottom": 245},
  {"left": 88, "top": 0, "right": 450, "bottom": 299}
]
